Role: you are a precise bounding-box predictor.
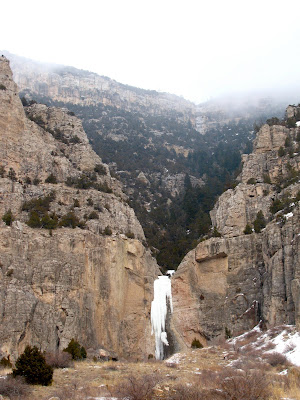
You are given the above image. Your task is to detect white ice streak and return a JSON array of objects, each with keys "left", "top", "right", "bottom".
[
  {"left": 161, "top": 331, "right": 169, "bottom": 346},
  {"left": 151, "top": 276, "right": 173, "bottom": 360}
]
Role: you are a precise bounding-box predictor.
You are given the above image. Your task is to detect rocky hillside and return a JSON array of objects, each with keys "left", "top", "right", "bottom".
[
  {"left": 171, "top": 112, "right": 300, "bottom": 350},
  {"left": 0, "top": 56, "right": 160, "bottom": 361},
  {"left": 4, "top": 51, "right": 275, "bottom": 270}
]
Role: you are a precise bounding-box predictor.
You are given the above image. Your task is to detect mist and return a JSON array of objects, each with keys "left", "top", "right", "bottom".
[{"left": 1, "top": 0, "right": 300, "bottom": 105}]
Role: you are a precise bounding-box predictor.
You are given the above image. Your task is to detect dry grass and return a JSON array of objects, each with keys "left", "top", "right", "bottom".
[
  {"left": 113, "top": 373, "right": 162, "bottom": 400},
  {"left": 270, "top": 367, "right": 300, "bottom": 400},
  {"left": 0, "top": 375, "right": 32, "bottom": 400},
  {"left": 1, "top": 344, "right": 298, "bottom": 400}
]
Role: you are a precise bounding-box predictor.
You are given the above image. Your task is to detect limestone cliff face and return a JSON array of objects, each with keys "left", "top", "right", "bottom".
[
  {"left": 171, "top": 116, "right": 300, "bottom": 348},
  {"left": 4, "top": 51, "right": 195, "bottom": 119},
  {"left": 211, "top": 123, "right": 299, "bottom": 237},
  {"left": 0, "top": 56, "right": 160, "bottom": 360},
  {"left": 0, "top": 224, "right": 158, "bottom": 360}
]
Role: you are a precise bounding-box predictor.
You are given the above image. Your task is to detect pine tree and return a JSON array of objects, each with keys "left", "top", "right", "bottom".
[{"left": 13, "top": 346, "right": 53, "bottom": 385}]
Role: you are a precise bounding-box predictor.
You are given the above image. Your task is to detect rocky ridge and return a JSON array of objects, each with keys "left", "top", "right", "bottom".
[
  {"left": 0, "top": 56, "right": 160, "bottom": 361},
  {"left": 4, "top": 52, "right": 280, "bottom": 271},
  {"left": 171, "top": 115, "right": 300, "bottom": 349},
  {"left": 4, "top": 51, "right": 195, "bottom": 118}
]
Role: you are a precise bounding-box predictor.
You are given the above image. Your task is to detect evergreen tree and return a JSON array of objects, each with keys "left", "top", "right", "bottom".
[
  {"left": 253, "top": 211, "right": 266, "bottom": 233},
  {"left": 63, "top": 338, "right": 87, "bottom": 360},
  {"left": 13, "top": 346, "right": 53, "bottom": 386},
  {"left": 243, "top": 224, "right": 252, "bottom": 235}
]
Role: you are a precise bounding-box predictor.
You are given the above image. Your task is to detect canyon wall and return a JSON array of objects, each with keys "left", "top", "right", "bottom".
[
  {"left": 171, "top": 118, "right": 300, "bottom": 348},
  {"left": 0, "top": 56, "right": 160, "bottom": 361}
]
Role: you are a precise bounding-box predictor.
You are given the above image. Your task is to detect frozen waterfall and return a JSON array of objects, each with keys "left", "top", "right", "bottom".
[{"left": 151, "top": 275, "right": 173, "bottom": 360}]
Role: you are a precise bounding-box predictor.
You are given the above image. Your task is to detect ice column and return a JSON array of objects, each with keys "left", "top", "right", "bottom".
[{"left": 151, "top": 275, "right": 173, "bottom": 360}]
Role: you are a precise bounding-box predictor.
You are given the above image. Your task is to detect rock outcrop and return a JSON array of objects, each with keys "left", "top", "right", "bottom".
[
  {"left": 0, "top": 56, "right": 160, "bottom": 361},
  {"left": 4, "top": 51, "right": 195, "bottom": 118},
  {"left": 171, "top": 115, "right": 300, "bottom": 348}
]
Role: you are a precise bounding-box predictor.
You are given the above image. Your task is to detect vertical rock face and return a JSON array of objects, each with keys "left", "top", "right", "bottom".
[
  {"left": 0, "top": 56, "right": 160, "bottom": 360},
  {"left": 171, "top": 116, "right": 300, "bottom": 348}
]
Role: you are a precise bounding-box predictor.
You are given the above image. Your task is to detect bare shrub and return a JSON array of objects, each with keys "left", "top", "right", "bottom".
[
  {"left": 261, "top": 342, "right": 275, "bottom": 351},
  {"left": 219, "top": 370, "right": 270, "bottom": 400},
  {"left": 0, "top": 375, "right": 31, "bottom": 400},
  {"left": 242, "top": 330, "right": 261, "bottom": 341},
  {"left": 167, "top": 384, "right": 225, "bottom": 400},
  {"left": 167, "top": 384, "right": 206, "bottom": 400},
  {"left": 197, "top": 369, "right": 220, "bottom": 388},
  {"left": 114, "top": 373, "right": 161, "bottom": 400},
  {"left": 234, "top": 331, "right": 261, "bottom": 350},
  {"left": 51, "top": 380, "right": 97, "bottom": 400},
  {"left": 263, "top": 352, "right": 289, "bottom": 367},
  {"left": 238, "top": 343, "right": 261, "bottom": 356},
  {"left": 285, "top": 343, "right": 296, "bottom": 352},
  {"left": 45, "top": 351, "right": 72, "bottom": 368},
  {"left": 232, "top": 357, "right": 270, "bottom": 372},
  {"left": 268, "top": 326, "right": 285, "bottom": 339}
]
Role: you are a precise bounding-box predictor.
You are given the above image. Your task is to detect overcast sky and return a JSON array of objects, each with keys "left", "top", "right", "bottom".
[{"left": 1, "top": 0, "right": 300, "bottom": 103}]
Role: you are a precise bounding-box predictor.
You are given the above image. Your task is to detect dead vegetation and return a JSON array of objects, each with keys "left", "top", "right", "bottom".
[
  {"left": 1, "top": 339, "right": 300, "bottom": 400},
  {"left": 0, "top": 375, "right": 31, "bottom": 400},
  {"left": 114, "top": 373, "right": 161, "bottom": 400},
  {"left": 45, "top": 351, "right": 73, "bottom": 369}
]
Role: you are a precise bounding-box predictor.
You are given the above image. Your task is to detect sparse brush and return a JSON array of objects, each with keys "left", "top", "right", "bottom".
[
  {"left": 114, "top": 373, "right": 161, "bottom": 400},
  {"left": 0, "top": 375, "right": 31, "bottom": 400},
  {"left": 261, "top": 342, "right": 276, "bottom": 351},
  {"left": 268, "top": 326, "right": 285, "bottom": 339},
  {"left": 231, "top": 358, "right": 270, "bottom": 372},
  {"left": 51, "top": 380, "right": 98, "bottom": 400},
  {"left": 219, "top": 369, "right": 270, "bottom": 400},
  {"left": 196, "top": 369, "right": 220, "bottom": 389},
  {"left": 263, "top": 352, "right": 290, "bottom": 367},
  {"left": 45, "top": 351, "right": 73, "bottom": 368},
  {"left": 166, "top": 384, "right": 206, "bottom": 400}
]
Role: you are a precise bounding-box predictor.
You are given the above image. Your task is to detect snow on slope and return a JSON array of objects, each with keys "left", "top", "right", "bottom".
[{"left": 230, "top": 324, "right": 300, "bottom": 366}]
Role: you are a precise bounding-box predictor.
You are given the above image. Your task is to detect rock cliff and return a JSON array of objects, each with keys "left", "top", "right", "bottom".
[
  {"left": 4, "top": 51, "right": 195, "bottom": 118},
  {"left": 171, "top": 115, "right": 300, "bottom": 348},
  {"left": 0, "top": 56, "right": 160, "bottom": 361}
]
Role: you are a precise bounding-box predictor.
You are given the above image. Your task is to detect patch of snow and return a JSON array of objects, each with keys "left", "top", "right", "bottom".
[
  {"left": 151, "top": 276, "right": 173, "bottom": 360},
  {"left": 272, "top": 329, "right": 300, "bottom": 366},
  {"left": 284, "top": 212, "right": 293, "bottom": 219},
  {"left": 165, "top": 353, "right": 181, "bottom": 364},
  {"left": 166, "top": 270, "right": 175, "bottom": 277},
  {"left": 230, "top": 322, "right": 262, "bottom": 345},
  {"left": 279, "top": 369, "right": 288, "bottom": 375},
  {"left": 232, "top": 324, "right": 300, "bottom": 367},
  {"left": 89, "top": 398, "right": 118, "bottom": 400}
]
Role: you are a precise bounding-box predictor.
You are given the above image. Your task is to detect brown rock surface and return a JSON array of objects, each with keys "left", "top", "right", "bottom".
[
  {"left": 171, "top": 119, "right": 300, "bottom": 349},
  {"left": 0, "top": 56, "right": 160, "bottom": 360}
]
